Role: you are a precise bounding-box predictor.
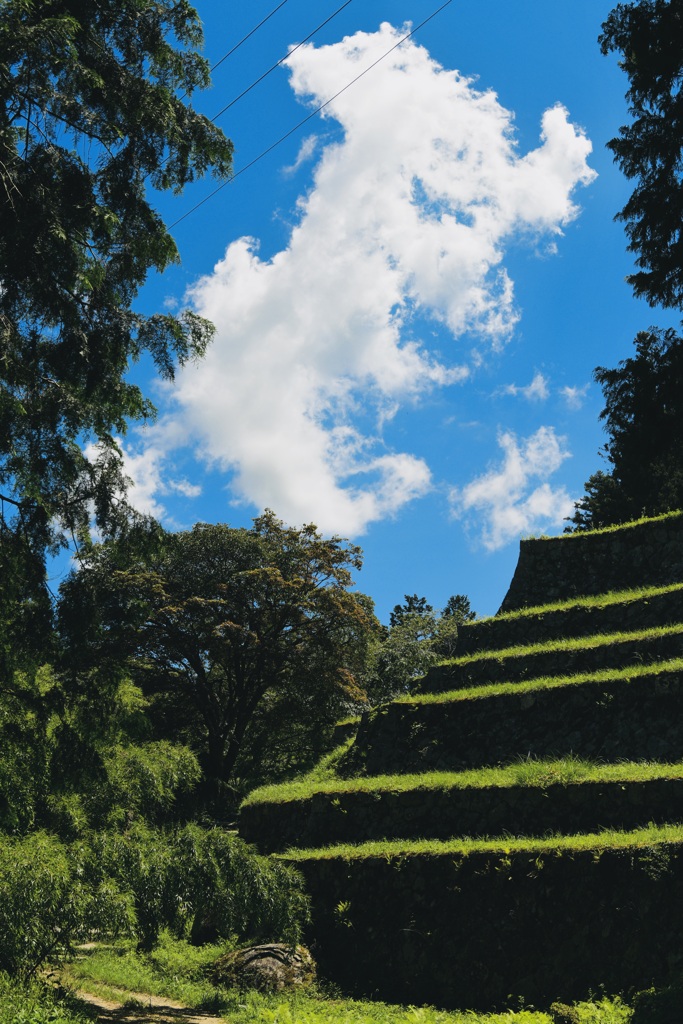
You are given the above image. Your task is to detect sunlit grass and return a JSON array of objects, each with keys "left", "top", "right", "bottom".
[
  {"left": 56, "top": 939, "right": 634, "bottom": 1023},
  {"left": 242, "top": 757, "right": 683, "bottom": 808},
  {"left": 283, "top": 822, "right": 683, "bottom": 863},
  {"left": 437, "top": 622, "right": 683, "bottom": 668},
  {"left": 396, "top": 656, "right": 683, "bottom": 705},
  {"left": 63, "top": 934, "right": 230, "bottom": 1011},
  {"left": 531, "top": 509, "right": 683, "bottom": 542},
  {"left": 469, "top": 581, "right": 683, "bottom": 628}
]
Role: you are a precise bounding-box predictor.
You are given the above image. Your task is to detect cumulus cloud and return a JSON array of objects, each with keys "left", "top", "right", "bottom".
[
  {"left": 500, "top": 371, "right": 550, "bottom": 401},
  {"left": 151, "top": 23, "right": 595, "bottom": 534},
  {"left": 449, "top": 426, "right": 574, "bottom": 550}
]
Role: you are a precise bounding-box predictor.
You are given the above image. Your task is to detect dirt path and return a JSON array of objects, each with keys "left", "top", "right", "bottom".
[{"left": 71, "top": 984, "right": 228, "bottom": 1024}]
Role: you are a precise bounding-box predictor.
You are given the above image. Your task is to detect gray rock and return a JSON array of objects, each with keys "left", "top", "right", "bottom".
[{"left": 212, "top": 943, "right": 316, "bottom": 993}]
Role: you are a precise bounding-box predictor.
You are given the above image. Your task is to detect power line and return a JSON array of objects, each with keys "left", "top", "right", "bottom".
[
  {"left": 170, "top": 0, "right": 455, "bottom": 229},
  {"left": 208, "top": 1, "right": 289, "bottom": 77},
  {"left": 177, "top": 2, "right": 290, "bottom": 103},
  {"left": 210, "top": 0, "right": 355, "bottom": 124}
]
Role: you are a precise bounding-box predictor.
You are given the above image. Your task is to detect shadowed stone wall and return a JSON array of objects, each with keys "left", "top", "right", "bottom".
[{"left": 500, "top": 512, "right": 683, "bottom": 612}]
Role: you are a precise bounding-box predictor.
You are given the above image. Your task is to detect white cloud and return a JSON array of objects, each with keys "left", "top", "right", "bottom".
[
  {"left": 560, "top": 384, "right": 589, "bottom": 409},
  {"left": 150, "top": 24, "right": 595, "bottom": 535},
  {"left": 282, "top": 134, "right": 320, "bottom": 176},
  {"left": 500, "top": 371, "right": 550, "bottom": 401},
  {"left": 449, "top": 426, "right": 574, "bottom": 550}
]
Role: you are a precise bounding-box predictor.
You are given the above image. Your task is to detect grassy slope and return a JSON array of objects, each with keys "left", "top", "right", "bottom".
[
  {"left": 468, "top": 581, "right": 683, "bottom": 627},
  {"left": 395, "top": 656, "right": 683, "bottom": 705}
]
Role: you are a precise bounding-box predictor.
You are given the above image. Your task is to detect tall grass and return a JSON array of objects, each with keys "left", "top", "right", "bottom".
[{"left": 0, "top": 973, "right": 91, "bottom": 1024}]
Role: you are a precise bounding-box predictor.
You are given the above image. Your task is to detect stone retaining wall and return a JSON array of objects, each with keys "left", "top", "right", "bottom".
[
  {"left": 342, "top": 669, "right": 683, "bottom": 776},
  {"left": 291, "top": 839, "right": 683, "bottom": 1009},
  {"left": 499, "top": 513, "right": 683, "bottom": 612},
  {"left": 421, "top": 628, "right": 683, "bottom": 692},
  {"left": 458, "top": 585, "right": 683, "bottom": 655},
  {"left": 241, "top": 776, "right": 683, "bottom": 854}
]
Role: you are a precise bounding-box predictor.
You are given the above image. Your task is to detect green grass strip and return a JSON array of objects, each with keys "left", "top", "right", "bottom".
[
  {"left": 241, "top": 757, "right": 683, "bottom": 808},
  {"left": 283, "top": 823, "right": 683, "bottom": 862},
  {"left": 441, "top": 621, "right": 683, "bottom": 668},
  {"left": 471, "top": 581, "right": 683, "bottom": 627},
  {"left": 528, "top": 509, "right": 683, "bottom": 543},
  {"left": 395, "top": 656, "right": 683, "bottom": 705}
]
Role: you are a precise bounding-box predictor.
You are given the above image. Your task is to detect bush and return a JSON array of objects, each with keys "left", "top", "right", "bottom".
[
  {"left": 96, "top": 823, "right": 310, "bottom": 950},
  {"left": 0, "top": 832, "right": 131, "bottom": 978}
]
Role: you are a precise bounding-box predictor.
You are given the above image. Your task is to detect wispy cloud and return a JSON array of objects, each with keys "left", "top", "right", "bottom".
[
  {"left": 449, "top": 426, "right": 574, "bottom": 550},
  {"left": 560, "top": 384, "right": 589, "bottom": 409},
  {"left": 282, "top": 134, "right": 320, "bottom": 176},
  {"left": 143, "top": 23, "right": 595, "bottom": 535},
  {"left": 499, "top": 371, "right": 550, "bottom": 401}
]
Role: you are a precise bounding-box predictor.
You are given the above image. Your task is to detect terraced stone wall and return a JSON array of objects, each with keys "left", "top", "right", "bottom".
[
  {"left": 458, "top": 585, "right": 683, "bottom": 655},
  {"left": 342, "top": 669, "right": 683, "bottom": 776},
  {"left": 242, "top": 776, "right": 683, "bottom": 854},
  {"left": 292, "top": 840, "right": 683, "bottom": 1009},
  {"left": 500, "top": 512, "right": 683, "bottom": 612}
]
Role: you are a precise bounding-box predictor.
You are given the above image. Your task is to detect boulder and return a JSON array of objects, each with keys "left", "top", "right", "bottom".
[{"left": 211, "top": 943, "right": 316, "bottom": 993}]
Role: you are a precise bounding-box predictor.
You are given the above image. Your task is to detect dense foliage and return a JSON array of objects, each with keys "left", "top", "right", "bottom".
[
  {"left": 571, "top": 0, "right": 683, "bottom": 529},
  {"left": 363, "top": 594, "right": 475, "bottom": 704},
  {"left": 569, "top": 328, "right": 683, "bottom": 528},
  {"left": 600, "top": 0, "right": 683, "bottom": 310},
  {"left": 59, "top": 513, "right": 375, "bottom": 796},
  {"left": 0, "top": 2, "right": 315, "bottom": 993},
  {"left": 0, "top": 0, "right": 232, "bottom": 681}
]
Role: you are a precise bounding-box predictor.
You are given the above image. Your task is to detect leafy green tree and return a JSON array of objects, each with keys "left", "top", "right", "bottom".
[
  {"left": 600, "top": 1, "right": 683, "bottom": 309},
  {"left": 569, "top": 327, "right": 683, "bottom": 528},
  {"left": 59, "top": 513, "right": 373, "bottom": 795},
  {"left": 364, "top": 595, "right": 475, "bottom": 704},
  {"left": 389, "top": 594, "right": 433, "bottom": 628},
  {"left": 0, "top": 0, "right": 232, "bottom": 624},
  {"left": 441, "top": 593, "right": 476, "bottom": 624}
]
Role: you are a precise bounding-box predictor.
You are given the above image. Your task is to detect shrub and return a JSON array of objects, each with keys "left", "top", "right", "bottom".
[
  {"left": 96, "top": 823, "right": 309, "bottom": 950},
  {"left": 0, "top": 832, "right": 131, "bottom": 978}
]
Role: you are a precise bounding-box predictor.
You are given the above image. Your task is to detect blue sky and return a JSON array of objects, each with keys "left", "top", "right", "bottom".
[{"left": 113, "top": 0, "right": 679, "bottom": 623}]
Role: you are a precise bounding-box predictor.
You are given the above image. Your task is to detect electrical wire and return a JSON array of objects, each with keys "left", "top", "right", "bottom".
[
  {"left": 177, "top": 3, "right": 290, "bottom": 103},
  {"left": 208, "top": 1, "right": 289, "bottom": 78},
  {"left": 170, "top": 0, "right": 455, "bottom": 229},
  {"left": 210, "top": 0, "right": 355, "bottom": 124}
]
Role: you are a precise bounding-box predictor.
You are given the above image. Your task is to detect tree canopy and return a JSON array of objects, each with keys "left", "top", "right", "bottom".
[
  {"left": 59, "top": 513, "right": 374, "bottom": 795},
  {"left": 570, "top": 0, "right": 683, "bottom": 529},
  {"left": 569, "top": 327, "right": 683, "bottom": 529},
  {"left": 0, "top": 0, "right": 232, "bottom": 566},
  {"left": 600, "top": 0, "right": 683, "bottom": 310}
]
